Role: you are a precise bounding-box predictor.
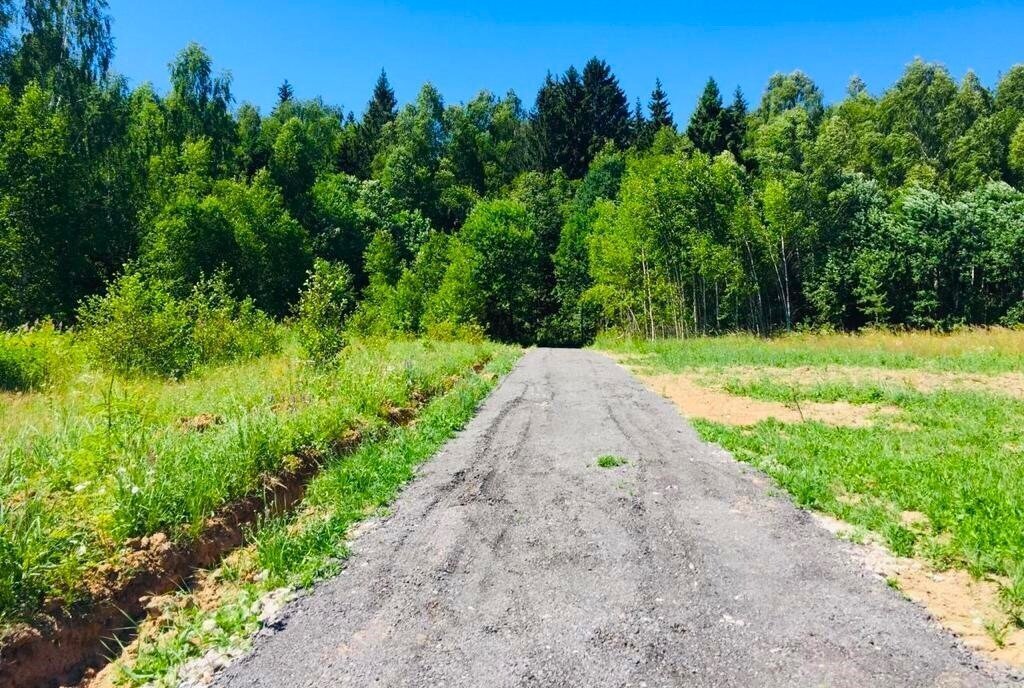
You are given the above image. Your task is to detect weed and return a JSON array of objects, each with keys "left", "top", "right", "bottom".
[
  {"left": 984, "top": 620, "right": 1009, "bottom": 648},
  {"left": 597, "top": 454, "right": 628, "bottom": 468}
]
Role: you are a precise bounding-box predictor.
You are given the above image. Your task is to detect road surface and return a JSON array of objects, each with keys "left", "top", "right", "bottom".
[{"left": 216, "top": 348, "right": 1013, "bottom": 687}]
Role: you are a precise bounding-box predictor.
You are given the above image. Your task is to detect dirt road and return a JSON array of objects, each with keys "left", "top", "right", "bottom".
[{"left": 216, "top": 349, "right": 1014, "bottom": 687}]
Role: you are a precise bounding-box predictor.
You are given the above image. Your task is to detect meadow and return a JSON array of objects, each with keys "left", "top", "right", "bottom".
[
  {"left": 601, "top": 328, "right": 1024, "bottom": 658},
  {"left": 0, "top": 327, "right": 516, "bottom": 634}
]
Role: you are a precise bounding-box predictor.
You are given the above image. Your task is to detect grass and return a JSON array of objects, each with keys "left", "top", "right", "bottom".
[
  {"left": 0, "top": 324, "right": 70, "bottom": 392},
  {"left": 110, "top": 348, "right": 520, "bottom": 686},
  {"left": 596, "top": 327, "right": 1024, "bottom": 373},
  {"left": 600, "top": 329, "right": 1024, "bottom": 617},
  {"left": 596, "top": 454, "right": 628, "bottom": 468},
  {"left": 0, "top": 330, "right": 517, "bottom": 626}
]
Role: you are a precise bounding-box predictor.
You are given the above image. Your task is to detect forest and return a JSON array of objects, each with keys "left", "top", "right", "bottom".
[{"left": 2, "top": 0, "right": 1024, "bottom": 352}]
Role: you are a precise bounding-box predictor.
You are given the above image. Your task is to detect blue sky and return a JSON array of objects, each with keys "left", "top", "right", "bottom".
[{"left": 106, "top": 1, "right": 1024, "bottom": 118}]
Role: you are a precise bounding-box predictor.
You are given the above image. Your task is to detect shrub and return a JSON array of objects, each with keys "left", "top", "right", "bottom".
[
  {"left": 295, "top": 259, "right": 355, "bottom": 362},
  {"left": 0, "top": 332, "right": 50, "bottom": 391},
  {"left": 79, "top": 273, "right": 280, "bottom": 378},
  {"left": 79, "top": 273, "right": 194, "bottom": 377},
  {"left": 189, "top": 277, "right": 282, "bottom": 365}
]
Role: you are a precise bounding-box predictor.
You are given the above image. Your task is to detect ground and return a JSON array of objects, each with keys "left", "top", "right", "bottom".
[
  {"left": 211, "top": 348, "right": 1016, "bottom": 687},
  {"left": 604, "top": 330, "right": 1024, "bottom": 666}
]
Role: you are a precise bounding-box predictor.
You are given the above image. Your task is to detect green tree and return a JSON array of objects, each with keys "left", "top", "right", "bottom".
[
  {"left": 687, "top": 78, "right": 727, "bottom": 156},
  {"left": 456, "top": 199, "right": 543, "bottom": 342},
  {"left": 582, "top": 57, "right": 630, "bottom": 158},
  {"left": 355, "top": 69, "right": 397, "bottom": 177},
  {"left": 277, "top": 79, "right": 293, "bottom": 105}
]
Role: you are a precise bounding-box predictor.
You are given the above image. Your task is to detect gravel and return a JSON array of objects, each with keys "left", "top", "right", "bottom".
[{"left": 215, "top": 348, "right": 1016, "bottom": 687}]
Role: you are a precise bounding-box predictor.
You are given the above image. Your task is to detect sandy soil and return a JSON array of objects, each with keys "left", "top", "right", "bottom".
[{"left": 639, "top": 372, "right": 899, "bottom": 427}]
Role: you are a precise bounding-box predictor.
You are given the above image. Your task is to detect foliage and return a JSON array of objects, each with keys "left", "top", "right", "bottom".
[
  {"left": 2, "top": 0, "right": 1024, "bottom": 347},
  {"left": 295, "top": 259, "right": 355, "bottom": 362},
  {"left": 78, "top": 273, "right": 279, "bottom": 378},
  {"left": 0, "top": 334, "right": 514, "bottom": 625},
  {"left": 0, "top": 324, "right": 62, "bottom": 391}
]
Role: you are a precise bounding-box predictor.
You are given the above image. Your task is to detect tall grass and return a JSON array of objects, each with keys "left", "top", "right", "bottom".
[
  {"left": 0, "top": 333, "right": 512, "bottom": 623},
  {"left": 0, "top": 324, "right": 68, "bottom": 392}
]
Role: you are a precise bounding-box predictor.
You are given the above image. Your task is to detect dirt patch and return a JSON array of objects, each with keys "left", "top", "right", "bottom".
[
  {"left": 720, "top": 365, "right": 1024, "bottom": 399},
  {"left": 638, "top": 372, "right": 897, "bottom": 427},
  {"left": 814, "top": 514, "right": 1024, "bottom": 667}
]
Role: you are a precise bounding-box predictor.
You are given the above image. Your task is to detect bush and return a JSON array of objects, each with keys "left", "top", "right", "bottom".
[
  {"left": 295, "top": 259, "right": 355, "bottom": 362},
  {"left": 79, "top": 273, "right": 280, "bottom": 378},
  {"left": 189, "top": 277, "right": 282, "bottom": 365},
  {"left": 0, "top": 331, "right": 51, "bottom": 391}
]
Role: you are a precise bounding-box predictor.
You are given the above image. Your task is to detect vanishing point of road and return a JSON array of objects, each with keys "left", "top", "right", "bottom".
[{"left": 216, "top": 349, "right": 1016, "bottom": 687}]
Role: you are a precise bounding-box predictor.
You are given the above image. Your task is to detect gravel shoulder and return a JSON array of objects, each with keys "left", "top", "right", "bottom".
[{"left": 215, "top": 348, "right": 1016, "bottom": 687}]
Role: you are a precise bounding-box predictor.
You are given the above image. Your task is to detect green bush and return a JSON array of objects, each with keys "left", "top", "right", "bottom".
[
  {"left": 79, "top": 273, "right": 280, "bottom": 378},
  {"left": 295, "top": 259, "right": 355, "bottom": 362},
  {"left": 0, "top": 333, "right": 49, "bottom": 391}
]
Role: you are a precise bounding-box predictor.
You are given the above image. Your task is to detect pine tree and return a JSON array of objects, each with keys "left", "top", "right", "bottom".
[
  {"left": 649, "top": 78, "right": 674, "bottom": 130},
  {"left": 846, "top": 75, "right": 867, "bottom": 98},
  {"left": 277, "top": 79, "right": 294, "bottom": 104},
  {"left": 356, "top": 69, "right": 398, "bottom": 177},
  {"left": 687, "top": 77, "right": 727, "bottom": 156},
  {"left": 559, "top": 66, "right": 590, "bottom": 178},
  {"left": 582, "top": 58, "right": 630, "bottom": 159},
  {"left": 723, "top": 86, "right": 748, "bottom": 159},
  {"left": 631, "top": 98, "right": 649, "bottom": 148}
]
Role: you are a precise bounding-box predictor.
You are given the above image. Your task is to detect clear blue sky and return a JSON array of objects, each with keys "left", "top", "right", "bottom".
[{"left": 106, "top": 1, "right": 1024, "bottom": 118}]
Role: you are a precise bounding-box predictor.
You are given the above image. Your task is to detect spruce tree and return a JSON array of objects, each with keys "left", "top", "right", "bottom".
[
  {"left": 631, "top": 98, "right": 649, "bottom": 148},
  {"left": 687, "top": 77, "right": 727, "bottom": 156},
  {"left": 560, "top": 66, "right": 590, "bottom": 178},
  {"left": 723, "top": 86, "right": 748, "bottom": 159},
  {"left": 356, "top": 69, "right": 398, "bottom": 177},
  {"left": 582, "top": 58, "right": 630, "bottom": 159},
  {"left": 277, "top": 79, "right": 294, "bottom": 104},
  {"left": 846, "top": 75, "right": 867, "bottom": 98},
  {"left": 649, "top": 78, "right": 674, "bottom": 130}
]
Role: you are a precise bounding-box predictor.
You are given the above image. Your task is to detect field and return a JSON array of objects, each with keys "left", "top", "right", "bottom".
[
  {"left": 601, "top": 328, "right": 1024, "bottom": 663},
  {"left": 0, "top": 329, "right": 518, "bottom": 684}
]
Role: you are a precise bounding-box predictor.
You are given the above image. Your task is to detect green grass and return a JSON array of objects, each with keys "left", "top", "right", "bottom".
[
  {"left": 596, "top": 454, "right": 628, "bottom": 468},
  {"left": 0, "top": 331, "right": 517, "bottom": 625},
  {"left": 0, "top": 324, "right": 69, "bottom": 392},
  {"left": 596, "top": 327, "right": 1024, "bottom": 373},
  {"left": 112, "top": 348, "right": 520, "bottom": 686},
  {"left": 601, "top": 330, "right": 1024, "bottom": 608}
]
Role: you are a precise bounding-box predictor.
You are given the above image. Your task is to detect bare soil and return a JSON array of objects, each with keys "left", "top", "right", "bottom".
[
  {"left": 814, "top": 514, "right": 1024, "bottom": 666},
  {"left": 639, "top": 372, "right": 899, "bottom": 427}
]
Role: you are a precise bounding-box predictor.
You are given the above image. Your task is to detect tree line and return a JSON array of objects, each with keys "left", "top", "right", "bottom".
[{"left": 2, "top": 0, "right": 1024, "bottom": 347}]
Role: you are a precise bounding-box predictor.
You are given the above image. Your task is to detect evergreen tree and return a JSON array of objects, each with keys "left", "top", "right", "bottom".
[
  {"left": 356, "top": 69, "right": 398, "bottom": 177},
  {"left": 631, "top": 97, "right": 649, "bottom": 148},
  {"left": 723, "top": 86, "right": 748, "bottom": 159},
  {"left": 277, "top": 79, "right": 294, "bottom": 104},
  {"left": 649, "top": 78, "right": 673, "bottom": 130},
  {"left": 847, "top": 75, "right": 867, "bottom": 98},
  {"left": 531, "top": 66, "right": 589, "bottom": 178},
  {"left": 582, "top": 58, "right": 630, "bottom": 159},
  {"left": 687, "top": 77, "right": 727, "bottom": 156}
]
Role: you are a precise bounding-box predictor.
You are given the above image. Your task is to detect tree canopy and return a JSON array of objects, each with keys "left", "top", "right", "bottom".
[{"left": 1, "top": 1, "right": 1022, "bottom": 341}]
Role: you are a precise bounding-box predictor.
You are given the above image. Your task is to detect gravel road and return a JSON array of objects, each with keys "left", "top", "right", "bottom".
[{"left": 216, "top": 348, "right": 1015, "bottom": 687}]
